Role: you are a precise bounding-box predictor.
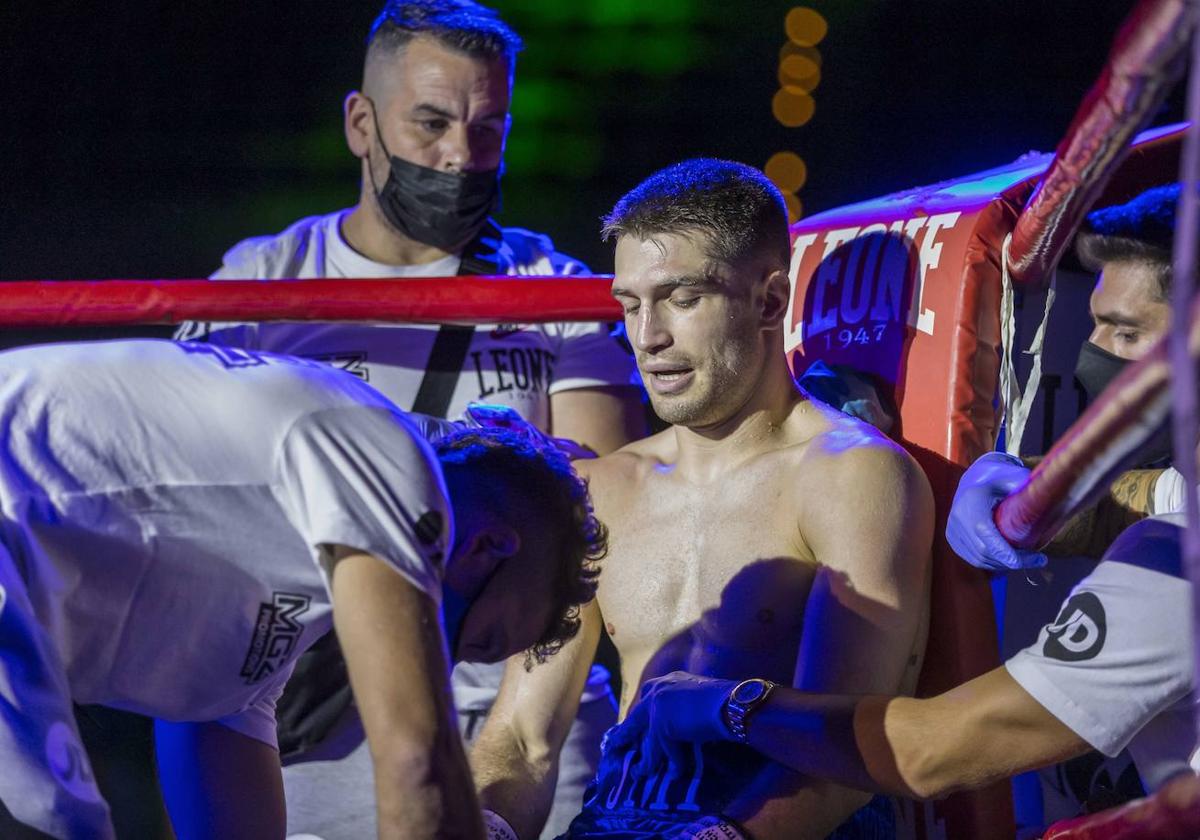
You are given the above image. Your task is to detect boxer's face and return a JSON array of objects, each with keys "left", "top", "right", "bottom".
[
  {"left": 1087, "top": 259, "right": 1170, "bottom": 360},
  {"left": 613, "top": 232, "right": 766, "bottom": 427},
  {"left": 348, "top": 36, "right": 511, "bottom": 176}
]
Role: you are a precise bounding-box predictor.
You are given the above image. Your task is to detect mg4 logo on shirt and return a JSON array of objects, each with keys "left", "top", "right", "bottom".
[{"left": 241, "top": 592, "right": 312, "bottom": 684}]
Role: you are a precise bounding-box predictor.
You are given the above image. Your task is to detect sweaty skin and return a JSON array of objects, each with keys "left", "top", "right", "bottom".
[
  {"left": 588, "top": 407, "right": 925, "bottom": 723},
  {"left": 472, "top": 230, "right": 933, "bottom": 840}
]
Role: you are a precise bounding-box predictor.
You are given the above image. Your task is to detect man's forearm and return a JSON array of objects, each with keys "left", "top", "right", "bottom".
[
  {"left": 374, "top": 734, "right": 484, "bottom": 840},
  {"left": 471, "top": 725, "right": 558, "bottom": 839},
  {"left": 733, "top": 670, "right": 1087, "bottom": 802}
]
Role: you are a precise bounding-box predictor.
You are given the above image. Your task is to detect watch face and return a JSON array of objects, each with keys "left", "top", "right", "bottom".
[{"left": 732, "top": 679, "right": 768, "bottom": 704}]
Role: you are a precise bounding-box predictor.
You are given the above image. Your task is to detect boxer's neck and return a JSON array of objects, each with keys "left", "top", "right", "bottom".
[{"left": 671, "top": 365, "right": 805, "bottom": 479}]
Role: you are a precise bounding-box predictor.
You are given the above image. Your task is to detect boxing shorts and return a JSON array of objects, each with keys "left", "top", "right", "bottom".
[{"left": 558, "top": 738, "right": 893, "bottom": 839}]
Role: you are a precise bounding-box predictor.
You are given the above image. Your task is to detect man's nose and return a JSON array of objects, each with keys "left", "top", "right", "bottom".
[
  {"left": 1088, "top": 324, "right": 1111, "bottom": 354},
  {"left": 634, "top": 307, "right": 672, "bottom": 354},
  {"left": 440, "top": 124, "right": 472, "bottom": 173}
]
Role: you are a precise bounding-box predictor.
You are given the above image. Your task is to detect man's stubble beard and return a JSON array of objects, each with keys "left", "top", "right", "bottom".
[{"left": 647, "top": 336, "right": 761, "bottom": 428}]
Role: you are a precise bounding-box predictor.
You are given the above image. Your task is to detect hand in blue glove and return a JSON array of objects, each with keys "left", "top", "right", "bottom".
[
  {"left": 798, "top": 360, "right": 896, "bottom": 435},
  {"left": 600, "top": 672, "right": 736, "bottom": 782},
  {"left": 946, "top": 451, "right": 1048, "bottom": 571},
  {"left": 463, "top": 402, "right": 596, "bottom": 461}
]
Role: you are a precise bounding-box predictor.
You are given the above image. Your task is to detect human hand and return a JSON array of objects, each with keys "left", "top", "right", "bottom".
[
  {"left": 798, "top": 360, "right": 896, "bottom": 434},
  {"left": 463, "top": 402, "right": 596, "bottom": 460},
  {"left": 601, "top": 672, "right": 736, "bottom": 781},
  {"left": 946, "top": 451, "right": 1048, "bottom": 570}
]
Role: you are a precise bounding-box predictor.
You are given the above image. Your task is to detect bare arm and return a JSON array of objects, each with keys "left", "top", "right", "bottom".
[
  {"left": 155, "top": 720, "right": 286, "bottom": 840},
  {"left": 747, "top": 666, "right": 1089, "bottom": 799},
  {"left": 330, "top": 547, "right": 483, "bottom": 840},
  {"left": 471, "top": 600, "right": 603, "bottom": 838},
  {"left": 730, "top": 440, "right": 934, "bottom": 837},
  {"left": 549, "top": 386, "right": 645, "bottom": 455}
]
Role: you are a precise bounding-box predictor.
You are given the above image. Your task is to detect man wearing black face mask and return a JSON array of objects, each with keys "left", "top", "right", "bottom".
[
  {"left": 168, "top": 3, "right": 642, "bottom": 839},
  {"left": 951, "top": 183, "right": 1183, "bottom": 570},
  {"left": 943, "top": 182, "right": 1192, "bottom": 823}
]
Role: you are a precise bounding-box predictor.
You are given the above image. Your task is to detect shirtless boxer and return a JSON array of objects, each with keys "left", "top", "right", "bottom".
[{"left": 470, "top": 159, "right": 934, "bottom": 840}]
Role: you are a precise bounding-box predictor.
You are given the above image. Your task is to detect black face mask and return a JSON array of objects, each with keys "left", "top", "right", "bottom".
[
  {"left": 366, "top": 101, "right": 500, "bottom": 252},
  {"left": 1073, "top": 340, "right": 1175, "bottom": 469}
]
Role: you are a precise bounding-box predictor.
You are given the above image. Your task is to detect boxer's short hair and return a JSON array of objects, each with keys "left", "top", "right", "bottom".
[
  {"left": 366, "top": 0, "right": 523, "bottom": 74},
  {"left": 1076, "top": 183, "right": 1181, "bottom": 300},
  {"left": 436, "top": 428, "right": 605, "bottom": 665},
  {"left": 601, "top": 158, "right": 791, "bottom": 267}
]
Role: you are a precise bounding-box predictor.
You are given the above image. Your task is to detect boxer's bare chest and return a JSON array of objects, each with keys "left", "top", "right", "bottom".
[{"left": 593, "top": 454, "right": 819, "bottom": 713}]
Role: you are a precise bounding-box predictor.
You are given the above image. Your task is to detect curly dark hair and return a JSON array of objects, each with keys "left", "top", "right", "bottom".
[
  {"left": 601, "top": 157, "right": 791, "bottom": 267},
  {"left": 435, "top": 428, "right": 605, "bottom": 666},
  {"left": 366, "top": 0, "right": 523, "bottom": 75},
  {"left": 1076, "top": 183, "right": 1181, "bottom": 300}
]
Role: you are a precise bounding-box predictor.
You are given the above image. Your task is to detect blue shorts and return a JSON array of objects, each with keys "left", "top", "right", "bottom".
[{"left": 559, "top": 739, "right": 893, "bottom": 839}]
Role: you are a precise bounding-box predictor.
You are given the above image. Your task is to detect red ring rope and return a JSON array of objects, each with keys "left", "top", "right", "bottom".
[
  {"left": 0, "top": 277, "right": 622, "bottom": 327},
  {"left": 1007, "top": 0, "right": 1193, "bottom": 289}
]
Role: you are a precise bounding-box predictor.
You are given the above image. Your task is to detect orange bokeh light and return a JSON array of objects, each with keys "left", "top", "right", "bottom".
[
  {"left": 778, "top": 54, "right": 821, "bottom": 92},
  {"left": 785, "top": 7, "right": 827, "bottom": 47},
  {"left": 779, "top": 43, "right": 822, "bottom": 66},
  {"left": 772, "top": 89, "right": 815, "bottom": 127},
  {"left": 765, "top": 151, "right": 808, "bottom": 193}
]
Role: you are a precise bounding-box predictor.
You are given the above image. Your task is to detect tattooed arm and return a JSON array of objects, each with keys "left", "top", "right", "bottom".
[{"left": 1021, "top": 463, "right": 1165, "bottom": 558}]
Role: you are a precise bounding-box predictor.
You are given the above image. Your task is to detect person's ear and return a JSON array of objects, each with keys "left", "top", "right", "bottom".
[
  {"left": 480, "top": 523, "right": 520, "bottom": 560},
  {"left": 760, "top": 268, "right": 791, "bottom": 329},
  {"left": 344, "top": 91, "right": 373, "bottom": 159},
  {"left": 453, "top": 523, "right": 521, "bottom": 598}
]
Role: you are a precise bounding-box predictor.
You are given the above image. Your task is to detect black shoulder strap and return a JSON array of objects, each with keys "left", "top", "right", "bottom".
[{"left": 409, "top": 220, "right": 502, "bottom": 418}]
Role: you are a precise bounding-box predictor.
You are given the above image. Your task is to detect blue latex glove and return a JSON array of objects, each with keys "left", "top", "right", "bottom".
[
  {"left": 798, "top": 360, "right": 896, "bottom": 434},
  {"left": 463, "top": 402, "right": 596, "bottom": 460},
  {"left": 601, "top": 672, "right": 736, "bottom": 783},
  {"left": 946, "top": 451, "right": 1048, "bottom": 571}
]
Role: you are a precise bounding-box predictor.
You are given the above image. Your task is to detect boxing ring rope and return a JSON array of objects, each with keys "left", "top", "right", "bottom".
[
  {"left": 0, "top": 277, "right": 622, "bottom": 326},
  {"left": 0, "top": 2, "right": 1196, "bottom": 836},
  {"left": 1006, "top": 0, "right": 1194, "bottom": 290},
  {"left": 1001, "top": 9, "right": 1200, "bottom": 836}
]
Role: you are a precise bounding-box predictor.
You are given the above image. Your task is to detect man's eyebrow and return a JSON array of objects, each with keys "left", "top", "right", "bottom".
[
  {"left": 611, "top": 274, "right": 722, "bottom": 298},
  {"left": 411, "top": 103, "right": 507, "bottom": 123},
  {"left": 410, "top": 103, "right": 457, "bottom": 120},
  {"left": 1093, "top": 310, "right": 1145, "bottom": 328}
]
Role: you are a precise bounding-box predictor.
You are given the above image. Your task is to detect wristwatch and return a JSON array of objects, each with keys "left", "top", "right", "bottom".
[{"left": 722, "top": 678, "right": 777, "bottom": 743}]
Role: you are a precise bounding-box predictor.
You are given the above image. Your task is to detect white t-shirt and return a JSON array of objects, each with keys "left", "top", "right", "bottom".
[
  {"left": 1007, "top": 515, "right": 1197, "bottom": 791},
  {"left": 0, "top": 339, "right": 451, "bottom": 747},
  {"left": 1154, "top": 466, "right": 1186, "bottom": 516},
  {"left": 173, "top": 210, "right": 636, "bottom": 430}
]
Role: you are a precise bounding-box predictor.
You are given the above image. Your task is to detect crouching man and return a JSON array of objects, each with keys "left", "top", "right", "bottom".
[{"left": 0, "top": 338, "right": 604, "bottom": 840}]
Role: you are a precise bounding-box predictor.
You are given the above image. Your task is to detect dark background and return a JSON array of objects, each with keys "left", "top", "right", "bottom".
[{"left": 0, "top": 1, "right": 1186, "bottom": 282}]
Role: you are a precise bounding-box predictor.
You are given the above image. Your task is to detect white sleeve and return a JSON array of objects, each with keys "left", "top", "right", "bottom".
[
  {"left": 273, "top": 407, "right": 451, "bottom": 605},
  {"left": 547, "top": 320, "right": 637, "bottom": 394},
  {"left": 214, "top": 672, "right": 289, "bottom": 749},
  {"left": 1006, "top": 520, "right": 1192, "bottom": 757},
  {"left": 1153, "top": 466, "right": 1186, "bottom": 516}
]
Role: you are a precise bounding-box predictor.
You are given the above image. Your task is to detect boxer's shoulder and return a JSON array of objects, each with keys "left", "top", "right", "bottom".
[{"left": 786, "top": 401, "right": 929, "bottom": 509}]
